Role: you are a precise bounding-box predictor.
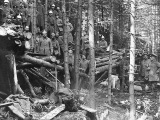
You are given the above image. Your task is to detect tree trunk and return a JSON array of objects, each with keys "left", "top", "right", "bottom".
[
  {"left": 129, "top": 0, "right": 136, "bottom": 120},
  {"left": 108, "top": 0, "right": 114, "bottom": 105},
  {"left": 45, "top": 0, "right": 48, "bottom": 30},
  {"left": 32, "top": 0, "right": 36, "bottom": 50},
  {"left": 17, "top": 55, "right": 63, "bottom": 70},
  {"left": 74, "top": 0, "right": 82, "bottom": 90},
  {"left": 88, "top": 0, "right": 95, "bottom": 109},
  {"left": 62, "top": 0, "right": 70, "bottom": 88}
]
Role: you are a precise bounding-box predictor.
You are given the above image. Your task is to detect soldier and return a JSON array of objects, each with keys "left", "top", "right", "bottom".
[
  {"left": 56, "top": 6, "right": 62, "bottom": 19},
  {"left": 50, "top": 3, "right": 58, "bottom": 18},
  {"left": 148, "top": 53, "right": 160, "bottom": 92},
  {"left": 47, "top": 10, "right": 57, "bottom": 38},
  {"left": 98, "top": 35, "right": 108, "bottom": 52},
  {"left": 14, "top": 14, "right": 22, "bottom": 26},
  {"left": 65, "top": 17, "right": 73, "bottom": 44},
  {"left": 139, "top": 53, "right": 150, "bottom": 93},
  {"left": 3, "top": 0, "right": 14, "bottom": 22},
  {"left": 56, "top": 14, "right": 63, "bottom": 36},
  {"left": 37, "top": 0, "right": 45, "bottom": 30},
  {"left": 51, "top": 32, "right": 60, "bottom": 57},
  {"left": 39, "top": 30, "right": 53, "bottom": 56}
]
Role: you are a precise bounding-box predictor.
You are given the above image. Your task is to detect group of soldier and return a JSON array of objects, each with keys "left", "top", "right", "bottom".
[{"left": 140, "top": 53, "right": 160, "bottom": 92}]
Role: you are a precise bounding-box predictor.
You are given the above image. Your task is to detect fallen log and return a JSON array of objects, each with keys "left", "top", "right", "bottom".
[
  {"left": 96, "top": 59, "right": 118, "bottom": 67},
  {"left": 17, "top": 63, "right": 40, "bottom": 69},
  {"left": 96, "top": 55, "right": 119, "bottom": 64},
  {"left": 41, "top": 56, "right": 60, "bottom": 64},
  {"left": 96, "top": 62, "right": 119, "bottom": 74},
  {"left": 27, "top": 52, "right": 47, "bottom": 56},
  {"left": 20, "top": 70, "right": 36, "bottom": 97},
  {"left": 17, "top": 54, "right": 63, "bottom": 70},
  {"left": 8, "top": 105, "right": 25, "bottom": 120},
  {"left": 40, "top": 104, "right": 65, "bottom": 120},
  {"left": 25, "top": 69, "right": 56, "bottom": 88}
]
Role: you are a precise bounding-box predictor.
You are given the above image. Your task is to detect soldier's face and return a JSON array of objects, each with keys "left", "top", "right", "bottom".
[{"left": 4, "top": 3, "right": 8, "bottom": 6}]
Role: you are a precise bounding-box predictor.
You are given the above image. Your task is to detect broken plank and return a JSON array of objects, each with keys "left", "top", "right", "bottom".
[
  {"left": 8, "top": 105, "right": 25, "bottom": 119},
  {"left": 40, "top": 104, "right": 65, "bottom": 120},
  {"left": 0, "top": 102, "right": 15, "bottom": 107}
]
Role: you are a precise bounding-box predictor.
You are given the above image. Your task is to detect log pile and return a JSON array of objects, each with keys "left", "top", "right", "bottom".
[{"left": 95, "top": 50, "right": 123, "bottom": 74}]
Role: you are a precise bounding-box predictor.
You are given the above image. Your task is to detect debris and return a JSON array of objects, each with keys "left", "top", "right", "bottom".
[
  {"left": 40, "top": 104, "right": 65, "bottom": 120},
  {"left": 34, "top": 98, "right": 49, "bottom": 104},
  {"left": 8, "top": 105, "right": 25, "bottom": 119},
  {"left": 0, "top": 102, "right": 15, "bottom": 107}
]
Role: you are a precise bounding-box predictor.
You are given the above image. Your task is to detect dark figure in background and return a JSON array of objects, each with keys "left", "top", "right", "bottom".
[
  {"left": 51, "top": 32, "right": 60, "bottom": 57},
  {"left": 140, "top": 53, "right": 150, "bottom": 92},
  {"left": 18, "top": 3, "right": 28, "bottom": 29},
  {"left": 55, "top": 32, "right": 64, "bottom": 61},
  {"left": 97, "top": 35, "right": 108, "bottom": 53},
  {"left": 37, "top": 0, "right": 45, "bottom": 30},
  {"left": 47, "top": 10, "right": 57, "bottom": 38}
]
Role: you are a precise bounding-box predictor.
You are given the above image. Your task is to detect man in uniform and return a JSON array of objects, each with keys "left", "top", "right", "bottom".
[
  {"left": 98, "top": 35, "right": 108, "bottom": 52},
  {"left": 48, "top": 10, "right": 57, "bottom": 38},
  {"left": 140, "top": 53, "right": 150, "bottom": 92},
  {"left": 39, "top": 30, "right": 53, "bottom": 56},
  {"left": 148, "top": 53, "right": 160, "bottom": 92}
]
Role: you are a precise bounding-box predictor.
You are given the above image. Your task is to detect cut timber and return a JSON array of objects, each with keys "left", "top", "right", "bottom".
[
  {"left": 96, "top": 55, "right": 119, "bottom": 63},
  {"left": 8, "top": 105, "right": 25, "bottom": 120},
  {"left": 42, "top": 56, "right": 60, "bottom": 64},
  {"left": 17, "top": 55, "right": 63, "bottom": 70},
  {"left": 40, "top": 104, "right": 65, "bottom": 120},
  {"left": 96, "top": 62, "right": 119, "bottom": 74},
  {"left": 96, "top": 59, "right": 118, "bottom": 67}
]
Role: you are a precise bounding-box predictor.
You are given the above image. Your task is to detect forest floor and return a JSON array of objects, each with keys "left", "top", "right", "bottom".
[{"left": 95, "top": 85, "right": 159, "bottom": 120}]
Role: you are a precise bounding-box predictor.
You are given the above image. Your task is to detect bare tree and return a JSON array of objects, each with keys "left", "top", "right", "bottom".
[
  {"left": 62, "top": 0, "right": 70, "bottom": 88},
  {"left": 129, "top": 0, "right": 136, "bottom": 120},
  {"left": 108, "top": 0, "right": 114, "bottom": 105},
  {"left": 88, "top": 0, "right": 95, "bottom": 108},
  {"left": 45, "top": 0, "right": 48, "bottom": 30},
  {"left": 74, "top": 0, "right": 82, "bottom": 90}
]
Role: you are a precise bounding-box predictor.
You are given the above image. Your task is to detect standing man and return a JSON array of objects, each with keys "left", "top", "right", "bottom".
[
  {"left": 51, "top": 32, "right": 60, "bottom": 57},
  {"left": 148, "top": 53, "right": 160, "bottom": 92},
  {"left": 3, "top": 0, "right": 14, "bottom": 22},
  {"left": 65, "top": 17, "right": 73, "bottom": 44},
  {"left": 37, "top": 0, "right": 45, "bottom": 30},
  {"left": 48, "top": 10, "right": 57, "bottom": 38},
  {"left": 39, "top": 30, "right": 53, "bottom": 56},
  {"left": 140, "top": 53, "right": 150, "bottom": 92},
  {"left": 98, "top": 35, "right": 108, "bottom": 52}
]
